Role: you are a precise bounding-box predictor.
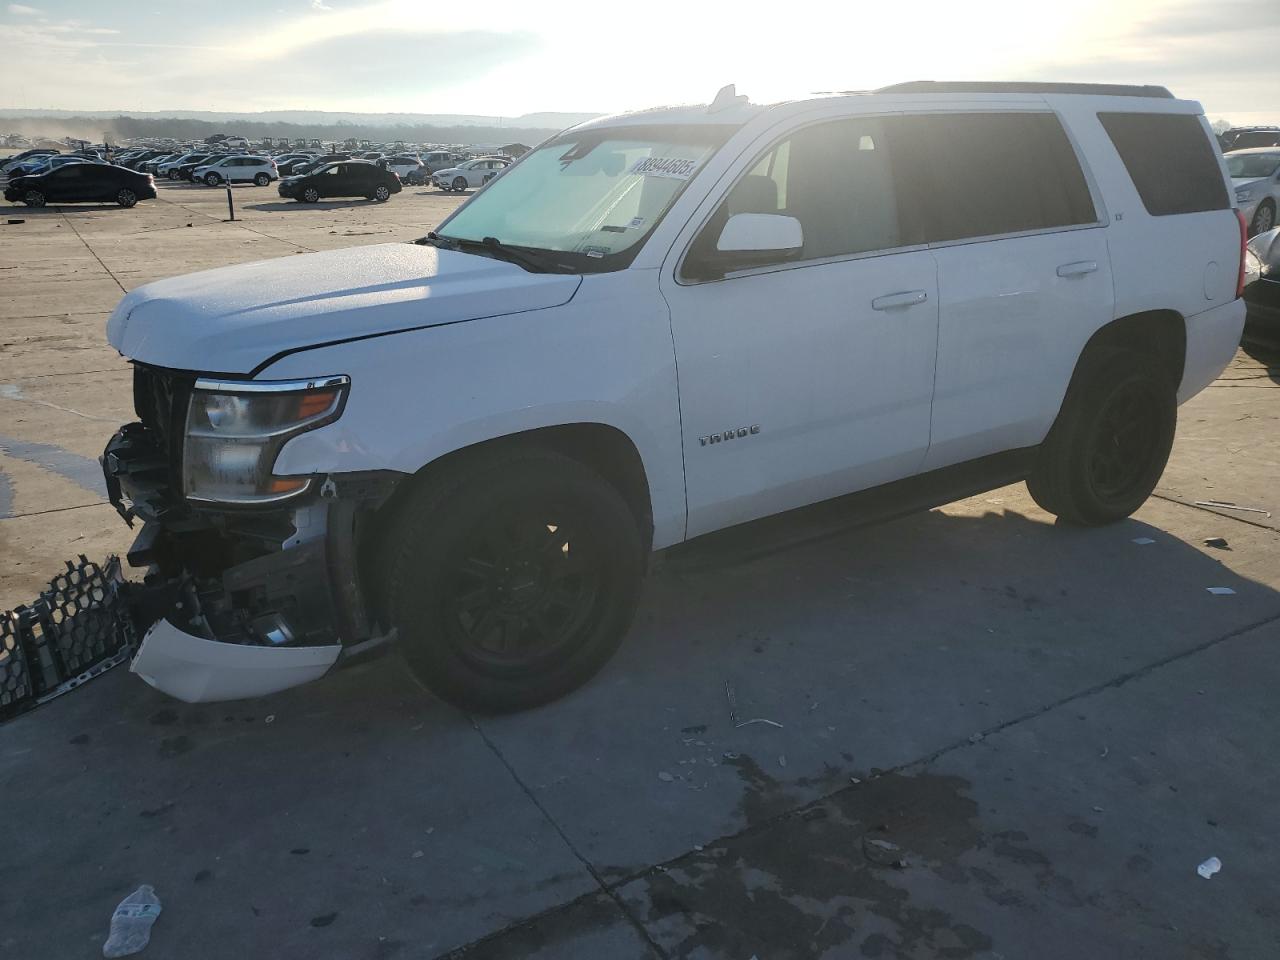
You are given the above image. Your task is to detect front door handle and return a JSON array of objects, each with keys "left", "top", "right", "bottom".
[
  {"left": 1057, "top": 260, "right": 1098, "bottom": 278},
  {"left": 871, "top": 290, "right": 928, "bottom": 311}
]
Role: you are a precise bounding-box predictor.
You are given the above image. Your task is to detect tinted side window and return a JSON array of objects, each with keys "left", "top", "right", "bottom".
[
  {"left": 691, "top": 117, "right": 904, "bottom": 274},
  {"left": 888, "top": 113, "right": 1097, "bottom": 243},
  {"left": 1098, "top": 112, "right": 1229, "bottom": 216}
]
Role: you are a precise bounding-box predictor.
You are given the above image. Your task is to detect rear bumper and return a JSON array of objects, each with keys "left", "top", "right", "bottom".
[{"left": 1179, "top": 298, "right": 1247, "bottom": 403}]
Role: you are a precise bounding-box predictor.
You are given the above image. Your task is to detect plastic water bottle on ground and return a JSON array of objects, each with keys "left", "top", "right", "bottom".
[{"left": 103, "top": 885, "right": 162, "bottom": 957}]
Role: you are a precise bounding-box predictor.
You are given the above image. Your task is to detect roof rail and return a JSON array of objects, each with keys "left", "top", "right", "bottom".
[{"left": 873, "top": 81, "right": 1175, "bottom": 99}]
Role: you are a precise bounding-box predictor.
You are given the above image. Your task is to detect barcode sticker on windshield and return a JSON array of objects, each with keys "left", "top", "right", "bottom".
[{"left": 629, "top": 157, "right": 699, "bottom": 180}]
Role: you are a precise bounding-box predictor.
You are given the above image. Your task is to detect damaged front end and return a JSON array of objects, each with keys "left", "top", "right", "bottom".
[{"left": 97, "top": 363, "right": 399, "bottom": 704}]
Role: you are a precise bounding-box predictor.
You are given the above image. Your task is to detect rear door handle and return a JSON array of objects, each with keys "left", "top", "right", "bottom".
[
  {"left": 871, "top": 290, "right": 928, "bottom": 311},
  {"left": 1057, "top": 260, "right": 1098, "bottom": 278}
]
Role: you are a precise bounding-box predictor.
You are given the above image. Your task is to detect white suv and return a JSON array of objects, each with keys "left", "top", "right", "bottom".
[
  {"left": 103, "top": 82, "right": 1246, "bottom": 710},
  {"left": 191, "top": 155, "right": 278, "bottom": 186}
]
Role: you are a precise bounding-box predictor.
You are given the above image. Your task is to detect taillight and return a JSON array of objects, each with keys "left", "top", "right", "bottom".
[{"left": 1235, "top": 208, "right": 1248, "bottom": 298}]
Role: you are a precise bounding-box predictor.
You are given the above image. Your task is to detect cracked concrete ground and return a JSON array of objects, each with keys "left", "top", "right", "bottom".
[{"left": 2, "top": 174, "right": 1279, "bottom": 959}]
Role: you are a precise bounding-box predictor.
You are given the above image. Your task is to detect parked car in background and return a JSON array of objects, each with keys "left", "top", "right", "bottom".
[
  {"left": 7, "top": 154, "right": 85, "bottom": 178},
  {"left": 432, "top": 156, "right": 510, "bottom": 191},
  {"left": 1227, "top": 148, "right": 1280, "bottom": 235},
  {"left": 1243, "top": 227, "right": 1280, "bottom": 349},
  {"left": 278, "top": 160, "right": 401, "bottom": 202},
  {"left": 419, "top": 150, "right": 456, "bottom": 173},
  {"left": 158, "top": 153, "right": 208, "bottom": 179},
  {"left": 141, "top": 154, "right": 181, "bottom": 175},
  {"left": 193, "top": 155, "right": 279, "bottom": 186},
  {"left": 275, "top": 155, "right": 321, "bottom": 176},
  {"left": 6, "top": 162, "right": 155, "bottom": 207},
  {"left": 2, "top": 148, "right": 58, "bottom": 174},
  {"left": 1219, "top": 126, "right": 1280, "bottom": 151},
  {"left": 121, "top": 150, "right": 168, "bottom": 170},
  {"left": 174, "top": 155, "right": 218, "bottom": 181},
  {"left": 380, "top": 154, "right": 425, "bottom": 180}
]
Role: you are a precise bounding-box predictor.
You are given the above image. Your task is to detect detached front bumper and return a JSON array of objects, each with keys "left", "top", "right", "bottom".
[{"left": 100, "top": 419, "right": 398, "bottom": 704}]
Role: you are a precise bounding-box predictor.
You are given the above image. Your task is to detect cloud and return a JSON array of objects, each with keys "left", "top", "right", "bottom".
[
  {"left": 310, "top": 0, "right": 332, "bottom": 9},
  {"left": 7, "top": 3, "right": 40, "bottom": 13}
]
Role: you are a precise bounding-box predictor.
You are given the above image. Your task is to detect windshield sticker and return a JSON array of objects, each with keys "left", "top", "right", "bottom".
[
  {"left": 629, "top": 157, "right": 699, "bottom": 180},
  {"left": 584, "top": 246, "right": 610, "bottom": 259},
  {"left": 628, "top": 216, "right": 646, "bottom": 229}
]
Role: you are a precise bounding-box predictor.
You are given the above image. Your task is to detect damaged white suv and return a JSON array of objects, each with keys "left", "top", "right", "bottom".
[{"left": 102, "top": 82, "right": 1246, "bottom": 711}]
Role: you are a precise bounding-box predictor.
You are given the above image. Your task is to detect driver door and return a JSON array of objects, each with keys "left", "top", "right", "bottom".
[{"left": 662, "top": 115, "right": 940, "bottom": 537}]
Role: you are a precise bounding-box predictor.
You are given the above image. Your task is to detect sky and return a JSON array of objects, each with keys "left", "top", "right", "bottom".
[{"left": 0, "top": 0, "right": 1276, "bottom": 124}]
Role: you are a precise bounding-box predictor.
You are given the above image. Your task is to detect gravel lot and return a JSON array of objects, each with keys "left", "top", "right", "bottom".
[{"left": 2, "top": 174, "right": 1279, "bottom": 959}]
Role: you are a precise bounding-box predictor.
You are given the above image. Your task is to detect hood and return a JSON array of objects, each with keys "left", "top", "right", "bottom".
[
  {"left": 107, "top": 243, "right": 581, "bottom": 374},
  {"left": 434, "top": 167, "right": 461, "bottom": 177},
  {"left": 1232, "top": 177, "right": 1270, "bottom": 189}
]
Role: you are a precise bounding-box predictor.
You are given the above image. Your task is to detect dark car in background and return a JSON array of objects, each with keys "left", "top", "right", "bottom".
[
  {"left": 1243, "top": 227, "right": 1280, "bottom": 351},
  {"left": 5, "top": 163, "right": 156, "bottom": 208},
  {"left": 174, "top": 155, "right": 217, "bottom": 181},
  {"left": 1219, "top": 126, "right": 1280, "bottom": 152},
  {"left": 277, "top": 160, "right": 401, "bottom": 202},
  {"left": 1, "top": 147, "right": 59, "bottom": 174}
]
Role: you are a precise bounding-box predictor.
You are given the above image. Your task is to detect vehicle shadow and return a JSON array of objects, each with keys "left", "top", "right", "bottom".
[
  {"left": 1240, "top": 340, "right": 1280, "bottom": 381},
  {"left": 243, "top": 200, "right": 383, "bottom": 212}
]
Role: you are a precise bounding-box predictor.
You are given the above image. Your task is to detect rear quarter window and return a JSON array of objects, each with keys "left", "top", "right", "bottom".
[{"left": 1098, "top": 112, "right": 1229, "bottom": 216}]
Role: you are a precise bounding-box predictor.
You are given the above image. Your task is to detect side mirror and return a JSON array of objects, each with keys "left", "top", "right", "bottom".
[{"left": 716, "top": 212, "right": 804, "bottom": 256}]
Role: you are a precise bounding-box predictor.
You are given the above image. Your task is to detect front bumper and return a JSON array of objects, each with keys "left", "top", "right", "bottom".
[{"left": 100, "top": 416, "right": 399, "bottom": 703}]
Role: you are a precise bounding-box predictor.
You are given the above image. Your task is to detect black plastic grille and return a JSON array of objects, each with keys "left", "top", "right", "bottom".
[{"left": 0, "top": 556, "right": 136, "bottom": 723}]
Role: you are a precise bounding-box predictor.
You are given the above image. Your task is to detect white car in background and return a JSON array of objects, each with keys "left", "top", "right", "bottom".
[
  {"left": 192, "top": 155, "right": 279, "bottom": 186},
  {"left": 432, "top": 156, "right": 510, "bottom": 191},
  {"left": 1227, "top": 148, "right": 1280, "bottom": 235}
]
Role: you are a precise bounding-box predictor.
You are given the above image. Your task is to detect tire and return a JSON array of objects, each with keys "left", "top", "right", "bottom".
[
  {"left": 1026, "top": 348, "right": 1176, "bottom": 526},
  {"left": 204, "top": 173, "right": 221, "bottom": 186},
  {"left": 385, "top": 449, "right": 644, "bottom": 713},
  {"left": 373, "top": 184, "right": 391, "bottom": 202},
  {"left": 452, "top": 176, "right": 467, "bottom": 192},
  {"left": 1251, "top": 200, "right": 1275, "bottom": 237},
  {"left": 116, "top": 188, "right": 138, "bottom": 208},
  {"left": 302, "top": 187, "right": 319, "bottom": 203},
  {"left": 254, "top": 172, "right": 270, "bottom": 186},
  {"left": 168, "top": 169, "right": 180, "bottom": 180},
  {"left": 24, "top": 190, "right": 46, "bottom": 207}
]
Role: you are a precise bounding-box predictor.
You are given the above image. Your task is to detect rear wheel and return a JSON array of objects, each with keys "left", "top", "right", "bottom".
[
  {"left": 385, "top": 449, "right": 643, "bottom": 713},
  {"left": 1026, "top": 349, "right": 1176, "bottom": 526},
  {"left": 373, "top": 184, "right": 391, "bottom": 202},
  {"left": 254, "top": 172, "right": 270, "bottom": 186},
  {"left": 1252, "top": 200, "right": 1275, "bottom": 237},
  {"left": 23, "top": 190, "right": 45, "bottom": 207},
  {"left": 115, "top": 188, "right": 138, "bottom": 208},
  {"left": 452, "top": 176, "right": 467, "bottom": 192}
]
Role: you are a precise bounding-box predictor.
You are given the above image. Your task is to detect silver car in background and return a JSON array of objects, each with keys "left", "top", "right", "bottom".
[{"left": 1227, "top": 147, "right": 1280, "bottom": 235}]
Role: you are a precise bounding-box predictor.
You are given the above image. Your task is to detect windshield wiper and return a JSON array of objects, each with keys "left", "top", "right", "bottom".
[
  {"left": 468, "top": 236, "right": 573, "bottom": 273},
  {"left": 413, "top": 230, "right": 459, "bottom": 250}
]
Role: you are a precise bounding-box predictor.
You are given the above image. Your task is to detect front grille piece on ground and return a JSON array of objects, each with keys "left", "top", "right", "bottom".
[{"left": 0, "top": 555, "right": 137, "bottom": 722}]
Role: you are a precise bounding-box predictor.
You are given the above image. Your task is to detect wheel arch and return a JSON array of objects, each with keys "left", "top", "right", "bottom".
[
  {"left": 357, "top": 422, "right": 656, "bottom": 630},
  {"left": 1063, "top": 309, "right": 1186, "bottom": 405}
]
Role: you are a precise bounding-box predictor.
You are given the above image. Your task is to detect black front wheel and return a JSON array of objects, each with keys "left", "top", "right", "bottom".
[
  {"left": 116, "top": 188, "right": 138, "bottom": 208},
  {"left": 1027, "top": 349, "right": 1176, "bottom": 525},
  {"left": 385, "top": 450, "right": 643, "bottom": 712},
  {"left": 373, "top": 184, "right": 391, "bottom": 202}
]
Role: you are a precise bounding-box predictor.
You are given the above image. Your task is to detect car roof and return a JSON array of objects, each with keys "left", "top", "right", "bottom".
[{"left": 1226, "top": 146, "right": 1280, "bottom": 155}]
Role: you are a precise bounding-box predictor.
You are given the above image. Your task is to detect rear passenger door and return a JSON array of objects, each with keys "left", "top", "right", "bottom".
[
  {"left": 889, "top": 112, "right": 1114, "bottom": 469},
  {"left": 664, "top": 115, "right": 941, "bottom": 537}
]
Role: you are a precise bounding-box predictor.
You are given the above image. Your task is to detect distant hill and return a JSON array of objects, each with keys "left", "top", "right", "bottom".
[
  {"left": 0, "top": 108, "right": 603, "bottom": 147},
  {"left": 0, "top": 107, "right": 600, "bottom": 129}
]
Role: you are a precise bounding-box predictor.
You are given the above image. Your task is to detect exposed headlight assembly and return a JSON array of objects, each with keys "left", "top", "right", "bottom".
[
  {"left": 1235, "top": 185, "right": 1259, "bottom": 203},
  {"left": 183, "top": 375, "right": 349, "bottom": 505}
]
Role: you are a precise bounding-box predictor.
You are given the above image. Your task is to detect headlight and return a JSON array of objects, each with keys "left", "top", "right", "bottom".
[
  {"left": 1236, "top": 185, "right": 1259, "bottom": 203},
  {"left": 183, "top": 375, "right": 349, "bottom": 505}
]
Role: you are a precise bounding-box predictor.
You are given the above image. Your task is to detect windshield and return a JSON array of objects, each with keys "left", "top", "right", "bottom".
[
  {"left": 437, "top": 124, "right": 732, "bottom": 269},
  {"left": 1227, "top": 153, "right": 1280, "bottom": 179}
]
